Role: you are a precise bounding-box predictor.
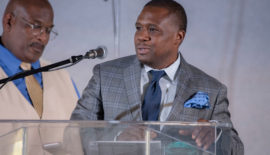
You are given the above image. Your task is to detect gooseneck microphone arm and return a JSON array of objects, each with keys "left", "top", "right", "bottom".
[
  {"left": 0, "top": 46, "right": 107, "bottom": 87},
  {"left": 0, "top": 55, "right": 82, "bottom": 85}
]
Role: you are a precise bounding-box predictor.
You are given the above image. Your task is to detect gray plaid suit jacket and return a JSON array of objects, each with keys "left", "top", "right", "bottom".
[{"left": 71, "top": 54, "right": 243, "bottom": 155}]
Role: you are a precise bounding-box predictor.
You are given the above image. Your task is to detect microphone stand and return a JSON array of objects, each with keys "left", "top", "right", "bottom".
[{"left": 0, "top": 55, "right": 84, "bottom": 85}]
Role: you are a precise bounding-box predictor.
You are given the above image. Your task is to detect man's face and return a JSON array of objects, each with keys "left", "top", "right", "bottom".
[
  {"left": 134, "top": 6, "right": 184, "bottom": 69},
  {"left": 6, "top": 5, "right": 53, "bottom": 63}
]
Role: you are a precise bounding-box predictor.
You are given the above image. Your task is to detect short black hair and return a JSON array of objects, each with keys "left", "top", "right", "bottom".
[{"left": 144, "top": 0, "right": 187, "bottom": 31}]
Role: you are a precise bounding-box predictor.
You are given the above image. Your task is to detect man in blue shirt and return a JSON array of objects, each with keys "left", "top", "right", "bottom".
[{"left": 0, "top": 0, "right": 79, "bottom": 119}]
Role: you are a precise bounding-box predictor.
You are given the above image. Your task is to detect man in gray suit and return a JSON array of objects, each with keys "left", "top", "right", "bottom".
[{"left": 71, "top": 0, "right": 243, "bottom": 154}]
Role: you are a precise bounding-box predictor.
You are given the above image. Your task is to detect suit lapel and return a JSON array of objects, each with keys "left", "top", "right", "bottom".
[
  {"left": 121, "top": 55, "right": 197, "bottom": 122},
  {"left": 166, "top": 54, "right": 197, "bottom": 121},
  {"left": 123, "top": 56, "right": 142, "bottom": 121}
]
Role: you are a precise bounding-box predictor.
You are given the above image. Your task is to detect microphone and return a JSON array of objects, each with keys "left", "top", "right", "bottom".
[
  {"left": 84, "top": 46, "right": 108, "bottom": 59},
  {"left": 0, "top": 46, "right": 108, "bottom": 87}
]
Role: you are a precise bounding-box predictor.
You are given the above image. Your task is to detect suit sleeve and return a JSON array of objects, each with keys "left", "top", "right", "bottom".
[
  {"left": 212, "top": 84, "right": 244, "bottom": 155},
  {"left": 71, "top": 64, "right": 104, "bottom": 120}
]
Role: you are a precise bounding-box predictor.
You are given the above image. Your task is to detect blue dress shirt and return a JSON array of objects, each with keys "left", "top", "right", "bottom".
[{"left": 0, "top": 43, "right": 80, "bottom": 104}]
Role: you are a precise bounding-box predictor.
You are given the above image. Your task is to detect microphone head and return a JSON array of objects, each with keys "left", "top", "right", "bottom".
[
  {"left": 85, "top": 46, "right": 108, "bottom": 59},
  {"left": 96, "top": 46, "right": 107, "bottom": 59}
]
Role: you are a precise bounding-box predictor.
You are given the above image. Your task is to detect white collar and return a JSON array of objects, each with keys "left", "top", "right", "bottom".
[{"left": 144, "top": 53, "right": 180, "bottom": 81}]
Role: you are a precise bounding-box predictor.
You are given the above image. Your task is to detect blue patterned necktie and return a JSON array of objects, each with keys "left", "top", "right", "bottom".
[{"left": 142, "top": 70, "right": 166, "bottom": 121}]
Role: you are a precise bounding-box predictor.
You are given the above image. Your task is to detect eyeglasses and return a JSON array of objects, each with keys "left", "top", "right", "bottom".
[{"left": 18, "top": 17, "right": 58, "bottom": 40}]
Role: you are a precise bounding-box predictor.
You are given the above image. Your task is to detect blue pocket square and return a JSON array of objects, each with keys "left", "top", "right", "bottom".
[{"left": 184, "top": 91, "right": 210, "bottom": 109}]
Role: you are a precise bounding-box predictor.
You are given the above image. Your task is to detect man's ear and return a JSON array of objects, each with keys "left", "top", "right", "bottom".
[
  {"left": 3, "top": 13, "right": 15, "bottom": 32},
  {"left": 175, "top": 30, "right": 185, "bottom": 45}
]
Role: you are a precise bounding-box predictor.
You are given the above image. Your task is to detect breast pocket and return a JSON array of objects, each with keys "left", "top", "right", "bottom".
[{"left": 181, "top": 107, "right": 209, "bottom": 121}]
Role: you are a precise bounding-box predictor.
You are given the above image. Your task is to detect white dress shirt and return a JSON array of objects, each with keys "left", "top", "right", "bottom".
[{"left": 140, "top": 53, "right": 180, "bottom": 121}]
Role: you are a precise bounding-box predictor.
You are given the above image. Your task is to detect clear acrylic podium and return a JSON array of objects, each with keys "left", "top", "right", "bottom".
[{"left": 0, "top": 120, "right": 232, "bottom": 155}]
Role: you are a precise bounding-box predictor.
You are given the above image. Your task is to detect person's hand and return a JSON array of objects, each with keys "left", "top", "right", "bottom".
[
  {"left": 178, "top": 119, "right": 215, "bottom": 150},
  {"left": 117, "top": 125, "right": 157, "bottom": 141}
]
